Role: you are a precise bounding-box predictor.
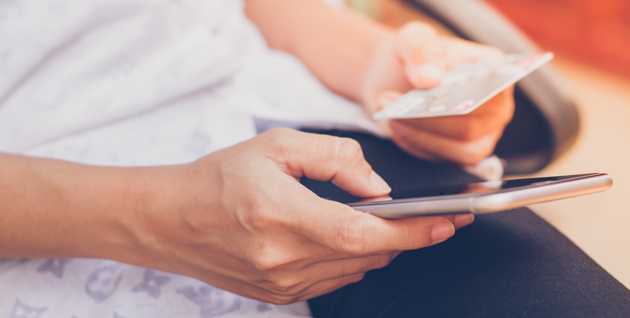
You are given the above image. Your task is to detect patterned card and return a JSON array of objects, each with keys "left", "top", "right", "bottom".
[{"left": 373, "top": 52, "right": 554, "bottom": 119}]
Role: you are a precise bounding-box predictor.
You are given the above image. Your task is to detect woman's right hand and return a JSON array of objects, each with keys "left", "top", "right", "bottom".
[{"left": 119, "top": 128, "right": 469, "bottom": 304}]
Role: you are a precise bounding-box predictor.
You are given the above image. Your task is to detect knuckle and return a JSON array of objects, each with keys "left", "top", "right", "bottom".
[
  {"left": 456, "top": 118, "right": 485, "bottom": 142},
  {"left": 250, "top": 253, "right": 279, "bottom": 273},
  {"left": 334, "top": 217, "right": 369, "bottom": 256},
  {"left": 258, "top": 275, "right": 306, "bottom": 303},
  {"left": 265, "top": 127, "right": 294, "bottom": 140},
  {"left": 365, "top": 254, "right": 394, "bottom": 271},
  {"left": 261, "top": 128, "right": 296, "bottom": 162},
  {"left": 249, "top": 244, "right": 292, "bottom": 273},
  {"left": 460, "top": 141, "right": 493, "bottom": 166},
  {"left": 335, "top": 138, "right": 363, "bottom": 165},
  {"left": 316, "top": 134, "right": 343, "bottom": 154},
  {"left": 266, "top": 294, "right": 299, "bottom": 305},
  {"left": 263, "top": 128, "right": 304, "bottom": 153},
  {"left": 376, "top": 253, "right": 396, "bottom": 269},
  {"left": 237, "top": 200, "right": 275, "bottom": 231},
  {"left": 269, "top": 277, "right": 301, "bottom": 294},
  {"left": 502, "top": 100, "right": 516, "bottom": 123},
  {"left": 349, "top": 272, "right": 366, "bottom": 284}
]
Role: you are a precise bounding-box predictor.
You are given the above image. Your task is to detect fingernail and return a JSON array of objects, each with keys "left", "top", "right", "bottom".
[
  {"left": 369, "top": 171, "right": 391, "bottom": 193},
  {"left": 416, "top": 63, "right": 444, "bottom": 81},
  {"left": 431, "top": 220, "right": 455, "bottom": 244},
  {"left": 454, "top": 213, "right": 474, "bottom": 229}
]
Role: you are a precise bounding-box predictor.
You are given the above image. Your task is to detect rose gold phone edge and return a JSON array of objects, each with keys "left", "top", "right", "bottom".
[{"left": 348, "top": 173, "right": 612, "bottom": 219}]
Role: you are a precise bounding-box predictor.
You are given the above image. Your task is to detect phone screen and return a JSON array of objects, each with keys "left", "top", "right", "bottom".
[{"left": 347, "top": 173, "right": 599, "bottom": 207}]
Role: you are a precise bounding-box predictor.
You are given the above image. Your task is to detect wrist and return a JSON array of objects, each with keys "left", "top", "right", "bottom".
[
  {"left": 98, "top": 164, "right": 191, "bottom": 267},
  {"left": 247, "top": 0, "right": 392, "bottom": 105},
  {"left": 50, "top": 165, "right": 167, "bottom": 262},
  {"left": 103, "top": 159, "right": 224, "bottom": 273},
  {"left": 323, "top": 9, "right": 392, "bottom": 104},
  {"left": 358, "top": 32, "right": 395, "bottom": 114}
]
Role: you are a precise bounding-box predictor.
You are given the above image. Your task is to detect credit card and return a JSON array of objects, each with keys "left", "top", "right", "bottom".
[{"left": 373, "top": 52, "right": 554, "bottom": 120}]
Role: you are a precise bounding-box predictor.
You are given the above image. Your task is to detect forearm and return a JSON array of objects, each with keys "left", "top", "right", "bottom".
[
  {"left": 245, "top": 0, "right": 392, "bottom": 105},
  {"left": 0, "top": 153, "right": 167, "bottom": 260}
]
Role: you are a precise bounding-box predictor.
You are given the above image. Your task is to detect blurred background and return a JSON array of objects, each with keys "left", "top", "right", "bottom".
[
  {"left": 348, "top": 0, "right": 630, "bottom": 288},
  {"left": 486, "top": 0, "right": 630, "bottom": 290}
]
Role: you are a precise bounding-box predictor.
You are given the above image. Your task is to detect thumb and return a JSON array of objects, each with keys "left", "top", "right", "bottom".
[{"left": 392, "top": 23, "right": 447, "bottom": 89}]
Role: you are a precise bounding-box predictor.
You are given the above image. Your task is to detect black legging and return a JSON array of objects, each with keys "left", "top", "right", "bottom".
[{"left": 301, "top": 130, "right": 630, "bottom": 318}]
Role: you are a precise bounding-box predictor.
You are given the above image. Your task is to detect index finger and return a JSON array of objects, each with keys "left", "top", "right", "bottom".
[
  {"left": 258, "top": 129, "right": 391, "bottom": 198},
  {"left": 392, "top": 86, "right": 515, "bottom": 141}
]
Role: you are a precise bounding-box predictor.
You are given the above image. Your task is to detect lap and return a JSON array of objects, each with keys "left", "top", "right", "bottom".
[{"left": 301, "top": 129, "right": 630, "bottom": 318}]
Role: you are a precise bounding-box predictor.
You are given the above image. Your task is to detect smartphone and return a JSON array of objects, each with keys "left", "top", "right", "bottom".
[{"left": 347, "top": 173, "right": 612, "bottom": 219}]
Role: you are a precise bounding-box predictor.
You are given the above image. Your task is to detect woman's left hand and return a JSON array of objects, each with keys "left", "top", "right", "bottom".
[{"left": 361, "top": 22, "right": 515, "bottom": 166}]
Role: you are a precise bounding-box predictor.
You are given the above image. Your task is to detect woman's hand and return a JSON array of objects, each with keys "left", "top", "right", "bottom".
[
  {"left": 246, "top": 1, "right": 514, "bottom": 166},
  {"left": 122, "top": 129, "right": 470, "bottom": 304},
  {"left": 361, "top": 22, "right": 515, "bottom": 166},
  {"left": 0, "top": 129, "right": 473, "bottom": 304}
]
